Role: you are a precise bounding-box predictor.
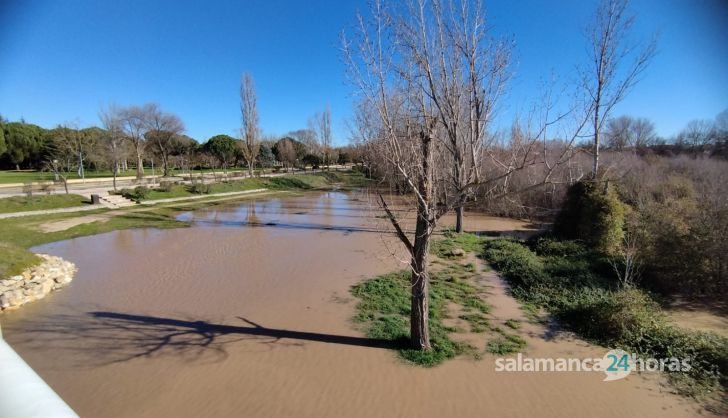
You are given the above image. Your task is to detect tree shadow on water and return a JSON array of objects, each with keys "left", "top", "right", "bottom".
[{"left": 8, "top": 311, "right": 398, "bottom": 368}]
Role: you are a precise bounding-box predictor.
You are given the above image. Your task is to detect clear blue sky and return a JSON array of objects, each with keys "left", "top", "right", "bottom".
[{"left": 1, "top": 0, "right": 726, "bottom": 144}]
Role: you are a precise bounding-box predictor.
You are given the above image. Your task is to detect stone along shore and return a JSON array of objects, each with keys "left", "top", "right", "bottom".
[{"left": 0, "top": 255, "right": 77, "bottom": 310}]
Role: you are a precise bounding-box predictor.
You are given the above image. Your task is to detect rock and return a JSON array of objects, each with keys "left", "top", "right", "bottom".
[
  {"left": 450, "top": 248, "right": 466, "bottom": 257},
  {"left": 0, "top": 294, "right": 10, "bottom": 309},
  {"left": 0, "top": 254, "right": 76, "bottom": 310}
]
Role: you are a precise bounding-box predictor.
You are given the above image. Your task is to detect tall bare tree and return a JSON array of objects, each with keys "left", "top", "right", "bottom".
[
  {"left": 344, "top": 0, "right": 584, "bottom": 350},
  {"left": 239, "top": 73, "right": 261, "bottom": 177},
  {"left": 604, "top": 115, "right": 657, "bottom": 150},
  {"left": 119, "top": 105, "right": 152, "bottom": 180},
  {"left": 582, "top": 0, "right": 656, "bottom": 177},
  {"left": 145, "top": 104, "right": 185, "bottom": 177},
  {"left": 313, "top": 105, "right": 333, "bottom": 169},
  {"left": 99, "top": 105, "right": 126, "bottom": 191}
]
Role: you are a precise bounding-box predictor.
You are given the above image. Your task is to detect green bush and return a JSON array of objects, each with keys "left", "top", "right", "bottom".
[
  {"left": 484, "top": 237, "right": 728, "bottom": 396},
  {"left": 120, "top": 186, "right": 150, "bottom": 202},
  {"left": 483, "top": 239, "right": 547, "bottom": 288},
  {"left": 554, "top": 180, "right": 625, "bottom": 255}
]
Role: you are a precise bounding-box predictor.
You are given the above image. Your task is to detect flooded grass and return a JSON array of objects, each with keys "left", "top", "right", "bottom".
[{"left": 351, "top": 237, "right": 496, "bottom": 367}]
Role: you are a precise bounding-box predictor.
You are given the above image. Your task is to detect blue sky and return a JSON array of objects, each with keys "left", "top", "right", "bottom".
[{"left": 1, "top": 0, "right": 726, "bottom": 144}]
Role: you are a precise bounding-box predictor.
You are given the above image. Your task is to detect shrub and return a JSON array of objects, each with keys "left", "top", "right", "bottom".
[
  {"left": 189, "top": 183, "right": 211, "bottom": 194},
  {"left": 484, "top": 237, "right": 728, "bottom": 397},
  {"left": 553, "top": 180, "right": 625, "bottom": 256},
  {"left": 120, "top": 186, "right": 150, "bottom": 202},
  {"left": 157, "top": 181, "right": 174, "bottom": 192}
]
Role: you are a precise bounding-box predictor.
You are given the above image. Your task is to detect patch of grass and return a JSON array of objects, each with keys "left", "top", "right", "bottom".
[
  {"left": 351, "top": 257, "right": 492, "bottom": 366},
  {"left": 505, "top": 319, "right": 521, "bottom": 330},
  {"left": 487, "top": 334, "right": 527, "bottom": 355},
  {"left": 459, "top": 313, "right": 490, "bottom": 333},
  {"left": 0, "top": 170, "right": 140, "bottom": 184},
  {"left": 0, "top": 242, "right": 41, "bottom": 278},
  {"left": 0, "top": 205, "right": 189, "bottom": 253},
  {"left": 483, "top": 237, "right": 728, "bottom": 398},
  {"left": 430, "top": 231, "right": 485, "bottom": 259},
  {"left": 0, "top": 194, "right": 89, "bottom": 213}
]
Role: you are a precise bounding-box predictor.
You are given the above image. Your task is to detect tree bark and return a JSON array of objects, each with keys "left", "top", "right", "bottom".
[
  {"left": 455, "top": 206, "right": 464, "bottom": 233},
  {"left": 136, "top": 153, "right": 144, "bottom": 180},
  {"left": 112, "top": 160, "right": 118, "bottom": 191},
  {"left": 410, "top": 210, "right": 431, "bottom": 350}
]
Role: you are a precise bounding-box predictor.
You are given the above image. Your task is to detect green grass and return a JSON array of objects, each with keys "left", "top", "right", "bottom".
[
  {"left": 0, "top": 169, "right": 142, "bottom": 184},
  {"left": 483, "top": 236, "right": 728, "bottom": 398},
  {"left": 0, "top": 242, "right": 42, "bottom": 278},
  {"left": 0, "top": 194, "right": 89, "bottom": 213},
  {"left": 487, "top": 334, "right": 527, "bottom": 355},
  {"left": 505, "top": 319, "right": 521, "bottom": 330},
  {"left": 350, "top": 250, "right": 494, "bottom": 366},
  {"left": 430, "top": 230, "right": 485, "bottom": 259}
]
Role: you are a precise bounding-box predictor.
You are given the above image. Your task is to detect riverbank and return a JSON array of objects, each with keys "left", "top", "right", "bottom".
[{"left": 0, "top": 254, "right": 76, "bottom": 310}]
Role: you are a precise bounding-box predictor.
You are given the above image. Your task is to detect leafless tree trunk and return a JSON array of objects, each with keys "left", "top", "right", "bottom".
[
  {"left": 582, "top": 0, "right": 655, "bottom": 177},
  {"left": 99, "top": 105, "right": 125, "bottom": 191},
  {"left": 344, "top": 0, "right": 585, "bottom": 350},
  {"left": 119, "top": 105, "right": 152, "bottom": 180},
  {"left": 314, "top": 105, "right": 333, "bottom": 169},
  {"left": 145, "top": 104, "right": 185, "bottom": 177},
  {"left": 240, "top": 73, "right": 261, "bottom": 177}
]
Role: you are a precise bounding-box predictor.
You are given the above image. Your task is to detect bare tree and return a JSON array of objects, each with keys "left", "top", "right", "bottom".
[
  {"left": 677, "top": 119, "right": 716, "bottom": 148},
  {"left": 582, "top": 0, "right": 656, "bottom": 177},
  {"left": 276, "top": 139, "right": 297, "bottom": 172},
  {"left": 45, "top": 124, "right": 86, "bottom": 193},
  {"left": 604, "top": 115, "right": 657, "bottom": 150},
  {"left": 145, "top": 104, "right": 185, "bottom": 178},
  {"left": 611, "top": 229, "right": 641, "bottom": 288},
  {"left": 119, "top": 105, "right": 152, "bottom": 180},
  {"left": 239, "top": 73, "right": 261, "bottom": 177},
  {"left": 290, "top": 128, "right": 319, "bottom": 156},
  {"left": 313, "top": 105, "right": 333, "bottom": 169},
  {"left": 344, "top": 0, "right": 585, "bottom": 350},
  {"left": 99, "top": 106, "right": 126, "bottom": 191}
]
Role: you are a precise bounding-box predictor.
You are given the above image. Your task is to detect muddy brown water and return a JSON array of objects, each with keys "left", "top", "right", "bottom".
[{"left": 0, "top": 191, "right": 704, "bottom": 417}]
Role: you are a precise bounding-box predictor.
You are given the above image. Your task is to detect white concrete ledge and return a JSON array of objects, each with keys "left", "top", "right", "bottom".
[{"left": 0, "top": 327, "right": 78, "bottom": 417}]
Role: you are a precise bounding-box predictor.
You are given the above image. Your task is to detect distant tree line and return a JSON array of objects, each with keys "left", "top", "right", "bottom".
[{"left": 0, "top": 113, "right": 360, "bottom": 181}]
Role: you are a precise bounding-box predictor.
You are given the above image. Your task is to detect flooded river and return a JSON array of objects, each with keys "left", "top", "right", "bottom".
[{"left": 0, "top": 191, "right": 703, "bottom": 417}]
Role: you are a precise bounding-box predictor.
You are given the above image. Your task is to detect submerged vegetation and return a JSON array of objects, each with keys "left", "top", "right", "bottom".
[{"left": 351, "top": 238, "right": 496, "bottom": 366}]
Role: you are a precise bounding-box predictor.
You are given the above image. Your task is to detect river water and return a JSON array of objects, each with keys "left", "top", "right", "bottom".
[{"left": 0, "top": 191, "right": 702, "bottom": 417}]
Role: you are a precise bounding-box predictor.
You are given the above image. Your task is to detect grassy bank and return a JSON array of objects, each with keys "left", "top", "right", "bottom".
[
  {"left": 351, "top": 232, "right": 526, "bottom": 366},
  {"left": 483, "top": 236, "right": 728, "bottom": 399},
  {"left": 0, "top": 194, "right": 89, "bottom": 214},
  {"left": 351, "top": 263, "right": 490, "bottom": 366},
  {"left": 0, "top": 172, "right": 368, "bottom": 278}
]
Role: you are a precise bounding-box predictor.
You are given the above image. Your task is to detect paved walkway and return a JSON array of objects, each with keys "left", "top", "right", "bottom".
[{"left": 0, "top": 188, "right": 269, "bottom": 220}]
